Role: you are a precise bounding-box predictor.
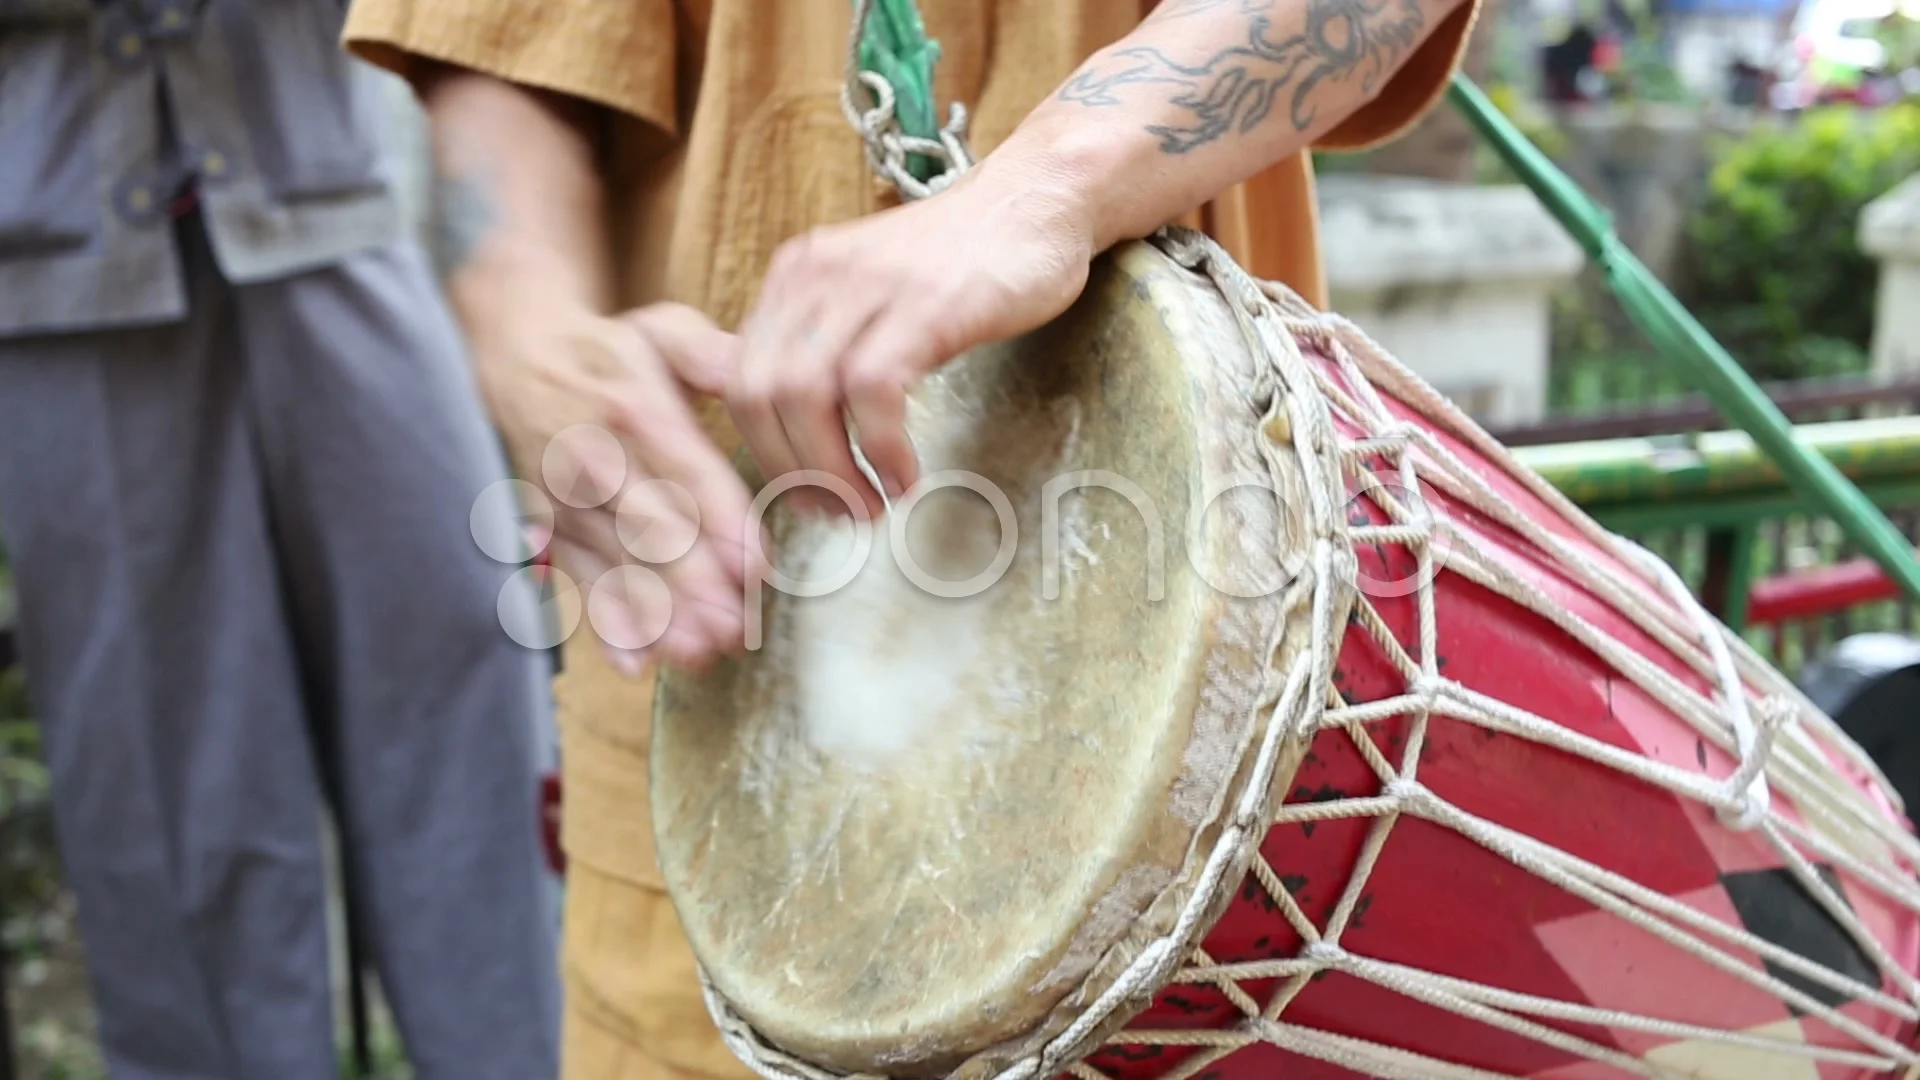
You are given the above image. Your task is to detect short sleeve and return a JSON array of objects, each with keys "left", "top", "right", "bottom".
[
  {"left": 342, "top": 0, "right": 680, "bottom": 136},
  {"left": 1316, "top": 0, "right": 1480, "bottom": 151}
]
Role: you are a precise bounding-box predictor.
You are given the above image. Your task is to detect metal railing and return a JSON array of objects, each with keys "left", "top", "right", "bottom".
[{"left": 1511, "top": 406, "right": 1920, "bottom": 669}]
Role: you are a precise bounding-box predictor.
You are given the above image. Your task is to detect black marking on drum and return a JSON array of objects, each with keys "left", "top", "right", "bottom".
[
  {"left": 1096, "top": 1042, "right": 1168, "bottom": 1062},
  {"left": 1720, "top": 864, "right": 1879, "bottom": 1013},
  {"left": 1288, "top": 785, "right": 1350, "bottom": 838},
  {"left": 1238, "top": 876, "right": 1283, "bottom": 914},
  {"left": 1280, "top": 874, "right": 1310, "bottom": 902},
  {"left": 1159, "top": 990, "right": 1214, "bottom": 1016},
  {"left": 1696, "top": 738, "right": 1709, "bottom": 769},
  {"left": 1350, "top": 893, "right": 1374, "bottom": 930}
]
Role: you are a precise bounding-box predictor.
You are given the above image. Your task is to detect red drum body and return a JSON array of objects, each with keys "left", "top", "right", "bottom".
[
  {"left": 653, "top": 232, "right": 1920, "bottom": 1080},
  {"left": 1087, "top": 355, "right": 1920, "bottom": 1080}
]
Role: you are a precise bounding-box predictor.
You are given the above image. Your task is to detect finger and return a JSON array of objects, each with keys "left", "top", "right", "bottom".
[
  {"left": 603, "top": 469, "right": 744, "bottom": 630},
  {"left": 653, "top": 545, "right": 748, "bottom": 667},
  {"left": 577, "top": 499, "right": 741, "bottom": 669},
  {"left": 839, "top": 305, "right": 955, "bottom": 497},
  {"left": 624, "top": 303, "right": 738, "bottom": 397},
  {"left": 843, "top": 357, "right": 915, "bottom": 503},
  {"left": 619, "top": 413, "right": 759, "bottom": 583},
  {"left": 610, "top": 478, "right": 738, "bottom": 609},
  {"left": 599, "top": 337, "right": 760, "bottom": 581},
  {"left": 774, "top": 306, "right": 888, "bottom": 520},
  {"left": 729, "top": 234, "right": 853, "bottom": 515},
  {"left": 549, "top": 535, "right": 647, "bottom": 678},
  {"left": 725, "top": 311, "right": 805, "bottom": 511}
]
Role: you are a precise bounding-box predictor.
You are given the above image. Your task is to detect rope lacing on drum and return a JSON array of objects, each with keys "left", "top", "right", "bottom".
[{"left": 1058, "top": 230, "right": 1920, "bottom": 1080}]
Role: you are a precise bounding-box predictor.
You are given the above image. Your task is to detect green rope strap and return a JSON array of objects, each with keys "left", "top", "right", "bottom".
[{"left": 853, "top": 0, "right": 943, "bottom": 181}]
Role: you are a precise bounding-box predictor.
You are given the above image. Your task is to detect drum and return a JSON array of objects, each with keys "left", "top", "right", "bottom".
[{"left": 650, "top": 229, "right": 1920, "bottom": 1080}]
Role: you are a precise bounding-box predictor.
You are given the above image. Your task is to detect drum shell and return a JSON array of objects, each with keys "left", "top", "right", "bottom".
[{"left": 1076, "top": 350, "right": 1920, "bottom": 1080}]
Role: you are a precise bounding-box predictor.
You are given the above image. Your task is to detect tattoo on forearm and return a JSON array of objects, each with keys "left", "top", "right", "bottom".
[
  {"left": 432, "top": 166, "right": 496, "bottom": 278},
  {"left": 1144, "top": 0, "right": 1271, "bottom": 21},
  {"left": 1061, "top": 0, "right": 1427, "bottom": 153}
]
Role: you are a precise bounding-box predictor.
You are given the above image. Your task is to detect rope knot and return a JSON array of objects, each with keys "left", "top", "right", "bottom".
[
  {"left": 1716, "top": 696, "right": 1789, "bottom": 832},
  {"left": 1411, "top": 675, "right": 1447, "bottom": 705},
  {"left": 1384, "top": 778, "right": 1427, "bottom": 809},
  {"left": 1718, "top": 794, "right": 1769, "bottom": 833},
  {"left": 1301, "top": 941, "right": 1344, "bottom": 967},
  {"left": 1380, "top": 422, "right": 1422, "bottom": 446}
]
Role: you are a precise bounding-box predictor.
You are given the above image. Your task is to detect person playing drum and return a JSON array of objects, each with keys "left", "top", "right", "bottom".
[{"left": 341, "top": 1, "right": 1482, "bottom": 1076}]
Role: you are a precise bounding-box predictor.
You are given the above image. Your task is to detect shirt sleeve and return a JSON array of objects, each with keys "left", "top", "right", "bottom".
[
  {"left": 1316, "top": 0, "right": 1481, "bottom": 151},
  {"left": 342, "top": 0, "right": 680, "bottom": 136}
]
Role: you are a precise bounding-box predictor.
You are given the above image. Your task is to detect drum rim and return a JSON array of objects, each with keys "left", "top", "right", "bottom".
[{"left": 655, "top": 229, "right": 1352, "bottom": 1080}]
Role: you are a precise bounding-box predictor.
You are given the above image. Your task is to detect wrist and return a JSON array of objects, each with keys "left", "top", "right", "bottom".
[
  {"left": 445, "top": 255, "right": 608, "bottom": 398},
  {"left": 980, "top": 109, "right": 1165, "bottom": 256},
  {"left": 448, "top": 241, "right": 605, "bottom": 337}
]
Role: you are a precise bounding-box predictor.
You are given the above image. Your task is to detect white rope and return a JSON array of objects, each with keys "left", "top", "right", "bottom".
[{"left": 699, "top": 230, "right": 1920, "bottom": 1080}]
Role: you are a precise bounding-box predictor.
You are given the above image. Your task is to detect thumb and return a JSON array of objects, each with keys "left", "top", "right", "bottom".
[{"left": 622, "top": 303, "right": 737, "bottom": 397}]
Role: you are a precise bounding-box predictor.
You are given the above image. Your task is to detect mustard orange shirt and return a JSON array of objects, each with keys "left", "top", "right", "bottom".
[{"left": 343, "top": 0, "right": 1479, "bottom": 325}]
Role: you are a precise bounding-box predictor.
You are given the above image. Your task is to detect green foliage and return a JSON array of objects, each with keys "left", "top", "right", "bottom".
[
  {"left": 1875, "top": 14, "right": 1920, "bottom": 75},
  {"left": 1610, "top": 28, "right": 1694, "bottom": 105},
  {"left": 0, "top": 643, "right": 60, "bottom": 968},
  {"left": 1684, "top": 104, "right": 1920, "bottom": 380}
]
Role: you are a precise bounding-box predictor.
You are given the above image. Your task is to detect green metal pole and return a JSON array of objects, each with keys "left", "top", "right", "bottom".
[{"left": 1447, "top": 74, "right": 1920, "bottom": 603}]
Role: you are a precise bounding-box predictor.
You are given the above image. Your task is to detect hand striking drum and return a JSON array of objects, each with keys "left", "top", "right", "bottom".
[{"left": 647, "top": 11, "right": 1920, "bottom": 1080}]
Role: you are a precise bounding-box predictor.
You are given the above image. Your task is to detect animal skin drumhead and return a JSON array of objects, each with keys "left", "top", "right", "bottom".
[{"left": 650, "top": 240, "right": 1308, "bottom": 1078}]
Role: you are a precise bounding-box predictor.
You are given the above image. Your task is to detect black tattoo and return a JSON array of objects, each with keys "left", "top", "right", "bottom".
[
  {"left": 431, "top": 167, "right": 496, "bottom": 278},
  {"left": 1061, "top": 0, "right": 1426, "bottom": 152},
  {"left": 1145, "top": 0, "right": 1272, "bottom": 21}
]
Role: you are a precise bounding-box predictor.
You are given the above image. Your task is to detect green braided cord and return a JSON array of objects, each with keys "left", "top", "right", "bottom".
[{"left": 854, "top": 0, "right": 943, "bottom": 181}]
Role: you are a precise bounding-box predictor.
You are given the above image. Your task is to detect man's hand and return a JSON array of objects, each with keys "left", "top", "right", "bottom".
[
  {"left": 481, "top": 301, "right": 758, "bottom": 675},
  {"left": 727, "top": 162, "right": 1096, "bottom": 515},
  {"left": 417, "top": 70, "right": 763, "bottom": 676}
]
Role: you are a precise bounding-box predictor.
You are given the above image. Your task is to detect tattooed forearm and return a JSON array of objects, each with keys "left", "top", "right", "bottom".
[
  {"left": 1062, "top": 0, "right": 1427, "bottom": 153},
  {"left": 431, "top": 166, "right": 496, "bottom": 279},
  {"left": 1144, "top": 0, "right": 1273, "bottom": 21}
]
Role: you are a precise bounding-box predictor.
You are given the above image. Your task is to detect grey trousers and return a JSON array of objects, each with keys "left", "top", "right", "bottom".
[{"left": 0, "top": 219, "right": 561, "bottom": 1080}]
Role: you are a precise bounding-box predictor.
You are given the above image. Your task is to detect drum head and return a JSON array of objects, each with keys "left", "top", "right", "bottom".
[{"left": 651, "top": 241, "right": 1303, "bottom": 1077}]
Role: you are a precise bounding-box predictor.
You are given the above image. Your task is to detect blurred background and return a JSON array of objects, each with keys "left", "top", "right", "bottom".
[{"left": 7, "top": 0, "right": 1920, "bottom": 1074}]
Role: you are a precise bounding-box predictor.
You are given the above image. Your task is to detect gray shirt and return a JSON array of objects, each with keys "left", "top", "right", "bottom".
[{"left": 0, "top": 0, "right": 405, "bottom": 337}]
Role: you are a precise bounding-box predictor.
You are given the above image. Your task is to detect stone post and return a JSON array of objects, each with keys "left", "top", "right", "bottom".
[
  {"left": 1862, "top": 173, "right": 1920, "bottom": 379},
  {"left": 1320, "top": 175, "right": 1585, "bottom": 427}
]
